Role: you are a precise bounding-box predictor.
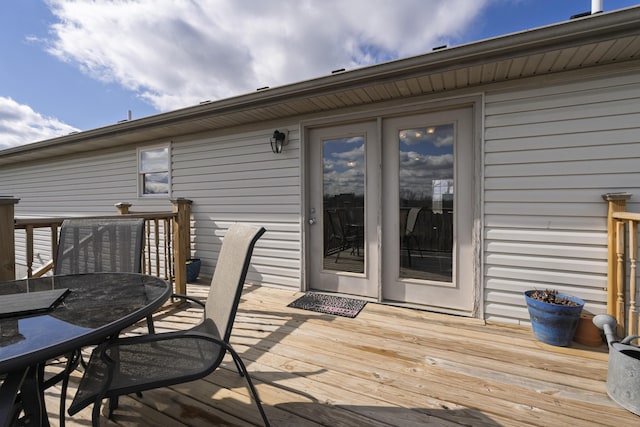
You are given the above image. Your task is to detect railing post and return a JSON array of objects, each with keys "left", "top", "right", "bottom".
[
  {"left": 115, "top": 202, "right": 132, "bottom": 215},
  {"left": 0, "top": 197, "right": 20, "bottom": 281},
  {"left": 602, "top": 193, "right": 632, "bottom": 317},
  {"left": 172, "top": 198, "right": 192, "bottom": 294}
]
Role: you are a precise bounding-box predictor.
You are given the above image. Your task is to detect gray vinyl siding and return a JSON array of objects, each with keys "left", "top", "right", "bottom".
[
  {"left": 6, "top": 148, "right": 143, "bottom": 274},
  {"left": 6, "top": 127, "right": 302, "bottom": 289},
  {"left": 4, "top": 64, "right": 640, "bottom": 323},
  {"left": 170, "top": 126, "right": 301, "bottom": 289},
  {"left": 483, "top": 71, "right": 640, "bottom": 325}
]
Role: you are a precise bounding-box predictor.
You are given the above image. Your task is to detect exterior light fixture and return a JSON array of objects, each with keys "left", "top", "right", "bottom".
[{"left": 270, "top": 129, "right": 288, "bottom": 154}]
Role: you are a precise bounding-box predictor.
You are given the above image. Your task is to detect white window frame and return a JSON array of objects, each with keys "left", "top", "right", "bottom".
[{"left": 137, "top": 143, "right": 171, "bottom": 198}]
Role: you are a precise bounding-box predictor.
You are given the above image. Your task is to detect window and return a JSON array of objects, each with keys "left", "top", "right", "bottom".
[{"left": 138, "top": 145, "right": 170, "bottom": 196}]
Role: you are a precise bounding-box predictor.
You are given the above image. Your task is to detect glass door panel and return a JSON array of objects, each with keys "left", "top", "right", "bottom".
[
  {"left": 323, "top": 137, "right": 365, "bottom": 274},
  {"left": 399, "top": 125, "right": 453, "bottom": 282}
]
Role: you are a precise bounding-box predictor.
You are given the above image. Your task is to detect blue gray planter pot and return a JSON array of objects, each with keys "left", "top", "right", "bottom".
[
  {"left": 524, "top": 291, "right": 585, "bottom": 346},
  {"left": 186, "top": 258, "right": 201, "bottom": 282}
]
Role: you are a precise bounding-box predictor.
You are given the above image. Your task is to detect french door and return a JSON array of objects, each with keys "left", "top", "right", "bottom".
[
  {"left": 308, "top": 122, "right": 379, "bottom": 298},
  {"left": 308, "top": 107, "right": 476, "bottom": 314},
  {"left": 381, "top": 108, "right": 475, "bottom": 313}
]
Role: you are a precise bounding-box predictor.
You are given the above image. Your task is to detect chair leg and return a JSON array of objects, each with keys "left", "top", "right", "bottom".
[
  {"left": 19, "top": 365, "right": 48, "bottom": 427},
  {"left": 232, "top": 356, "right": 244, "bottom": 378},
  {"left": 107, "top": 396, "right": 119, "bottom": 418},
  {"left": 91, "top": 341, "right": 117, "bottom": 427},
  {"left": 59, "top": 349, "right": 82, "bottom": 427},
  {"left": 225, "top": 347, "right": 270, "bottom": 427},
  {"left": 91, "top": 399, "right": 101, "bottom": 427},
  {"left": 0, "top": 369, "right": 28, "bottom": 427},
  {"left": 146, "top": 314, "right": 155, "bottom": 334}
]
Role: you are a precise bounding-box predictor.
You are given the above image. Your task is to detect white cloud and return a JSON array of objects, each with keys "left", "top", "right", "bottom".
[
  {"left": 44, "top": 0, "right": 489, "bottom": 112},
  {"left": 0, "top": 97, "right": 79, "bottom": 149},
  {"left": 1, "top": 0, "right": 490, "bottom": 150}
]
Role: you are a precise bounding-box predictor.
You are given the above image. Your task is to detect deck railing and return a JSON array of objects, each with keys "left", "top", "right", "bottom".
[
  {"left": 0, "top": 197, "right": 192, "bottom": 294},
  {"left": 603, "top": 192, "right": 640, "bottom": 337}
]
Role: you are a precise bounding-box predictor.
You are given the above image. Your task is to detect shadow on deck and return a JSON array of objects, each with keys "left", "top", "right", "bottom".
[{"left": 48, "top": 283, "right": 634, "bottom": 427}]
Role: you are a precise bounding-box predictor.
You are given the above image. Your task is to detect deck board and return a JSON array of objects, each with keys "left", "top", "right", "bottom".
[{"left": 41, "top": 284, "right": 638, "bottom": 426}]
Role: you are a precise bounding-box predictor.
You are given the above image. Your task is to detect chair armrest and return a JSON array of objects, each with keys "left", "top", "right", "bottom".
[
  {"left": 170, "top": 293, "right": 205, "bottom": 308},
  {"left": 103, "top": 329, "right": 190, "bottom": 347},
  {"left": 95, "top": 331, "right": 229, "bottom": 364}
]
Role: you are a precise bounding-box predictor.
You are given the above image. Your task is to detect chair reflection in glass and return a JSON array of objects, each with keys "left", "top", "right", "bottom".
[
  {"left": 401, "top": 207, "right": 424, "bottom": 267},
  {"left": 325, "top": 209, "right": 362, "bottom": 262},
  {"left": 68, "top": 224, "right": 270, "bottom": 427}
]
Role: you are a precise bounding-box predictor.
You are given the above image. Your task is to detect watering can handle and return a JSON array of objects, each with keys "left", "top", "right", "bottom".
[
  {"left": 592, "top": 314, "right": 619, "bottom": 345},
  {"left": 620, "top": 335, "right": 640, "bottom": 345}
]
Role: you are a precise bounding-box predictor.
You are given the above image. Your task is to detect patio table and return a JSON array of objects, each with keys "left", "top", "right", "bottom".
[{"left": 0, "top": 272, "right": 171, "bottom": 426}]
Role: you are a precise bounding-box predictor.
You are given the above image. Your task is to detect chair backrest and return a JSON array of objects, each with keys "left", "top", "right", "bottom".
[
  {"left": 54, "top": 217, "right": 145, "bottom": 275},
  {"left": 405, "top": 207, "right": 422, "bottom": 235},
  {"left": 327, "top": 210, "right": 345, "bottom": 239},
  {"left": 204, "top": 224, "right": 265, "bottom": 342}
]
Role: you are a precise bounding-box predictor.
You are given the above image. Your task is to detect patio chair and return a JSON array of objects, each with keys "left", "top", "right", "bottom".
[
  {"left": 67, "top": 223, "right": 269, "bottom": 427},
  {"left": 50, "top": 217, "right": 147, "bottom": 426}
]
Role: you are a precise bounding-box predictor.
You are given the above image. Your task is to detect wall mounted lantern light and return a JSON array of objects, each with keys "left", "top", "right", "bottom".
[{"left": 270, "top": 129, "right": 288, "bottom": 154}]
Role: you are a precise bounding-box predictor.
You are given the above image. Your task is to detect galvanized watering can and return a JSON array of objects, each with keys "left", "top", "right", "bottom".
[{"left": 593, "top": 314, "right": 640, "bottom": 416}]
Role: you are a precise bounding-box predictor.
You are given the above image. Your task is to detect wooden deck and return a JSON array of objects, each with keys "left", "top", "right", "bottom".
[{"left": 44, "top": 284, "right": 638, "bottom": 426}]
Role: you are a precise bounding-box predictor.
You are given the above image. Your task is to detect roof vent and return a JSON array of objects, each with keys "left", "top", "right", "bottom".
[
  {"left": 592, "top": 0, "right": 603, "bottom": 14},
  {"left": 571, "top": 1, "right": 602, "bottom": 20},
  {"left": 331, "top": 68, "right": 345, "bottom": 74},
  {"left": 432, "top": 45, "right": 447, "bottom": 51},
  {"left": 256, "top": 86, "right": 269, "bottom": 91}
]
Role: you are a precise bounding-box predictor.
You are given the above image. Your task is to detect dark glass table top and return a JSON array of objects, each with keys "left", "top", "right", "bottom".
[{"left": 0, "top": 273, "right": 171, "bottom": 373}]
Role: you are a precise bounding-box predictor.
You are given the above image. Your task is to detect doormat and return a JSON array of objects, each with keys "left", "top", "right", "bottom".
[{"left": 287, "top": 292, "right": 367, "bottom": 318}]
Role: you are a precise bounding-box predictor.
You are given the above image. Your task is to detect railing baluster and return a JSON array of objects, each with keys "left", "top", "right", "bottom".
[
  {"left": 146, "top": 220, "right": 152, "bottom": 274},
  {"left": 615, "top": 220, "right": 626, "bottom": 336},
  {"left": 26, "top": 225, "right": 34, "bottom": 278},
  {"left": 51, "top": 225, "right": 58, "bottom": 268},
  {"left": 629, "top": 219, "right": 638, "bottom": 335},
  {"left": 154, "top": 218, "right": 160, "bottom": 277},
  {"left": 166, "top": 218, "right": 173, "bottom": 281}
]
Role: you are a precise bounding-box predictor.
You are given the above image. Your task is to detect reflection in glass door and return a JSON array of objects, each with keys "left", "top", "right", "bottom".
[
  {"left": 399, "top": 125, "right": 453, "bottom": 282},
  {"left": 323, "top": 137, "right": 365, "bottom": 274}
]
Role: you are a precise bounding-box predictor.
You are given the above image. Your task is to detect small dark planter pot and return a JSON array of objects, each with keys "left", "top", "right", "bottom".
[
  {"left": 524, "top": 290, "right": 585, "bottom": 347},
  {"left": 186, "top": 258, "right": 201, "bottom": 282}
]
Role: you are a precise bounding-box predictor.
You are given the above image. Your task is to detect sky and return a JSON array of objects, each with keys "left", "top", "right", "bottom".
[{"left": 1, "top": 0, "right": 639, "bottom": 150}]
